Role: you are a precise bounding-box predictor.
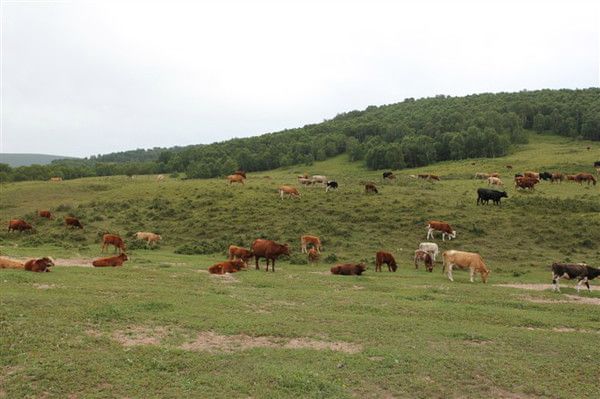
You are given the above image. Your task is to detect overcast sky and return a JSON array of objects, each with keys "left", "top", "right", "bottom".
[{"left": 1, "top": 0, "right": 599, "bottom": 157}]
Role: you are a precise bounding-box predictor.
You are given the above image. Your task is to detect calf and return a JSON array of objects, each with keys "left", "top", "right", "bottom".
[
  {"left": 375, "top": 251, "right": 397, "bottom": 272},
  {"left": 38, "top": 210, "right": 53, "bottom": 219},
  {"left": 298, "top": 178, "right": 313, "bottom": 186},
  {"left": 477, "top": 188, "right": 508, "bottom": 205},
  {"left": 102, "top": 234, "right": 126, "bottom": 253},
  {"left": 325, "top": 180, "right": 338, "bottom": 192},
  {"left": 8, "top": 219, "right": 33, "bottom": 232},
  {"left": 65, "top": 216, "right": 83, "bottom": 229},
  {"left": 134, "top": 231, "right": 161, "bottom": 246},
  {"left": 24, "top": 257, "right": 55, "bottom": 272},
  {"left": 307, "top": 248, "right": 320, "bottom": 264},
  {"left": 208, "top": 259, "right": 246, "bottom": 274},
  {"left": 92, "top": 253, "right": 128, "bottom": 267},
  {"left": 365, "top": 183, "right": 378, "bottom": 194},
  {"left": 301, "top": 235, "right": 322, "bottom": 254},
  {"left": 227, "top": 174, "right": 245, "bottom": 185},
  {"left": 279, "top": 186, "right": 300, "bottom": 199},
  {"left": 442, "top": 250, "right": 490, "bottom": 283},
  {"left": 487, "top": 177, "right": 503, "bottom": 186},
  {"left": 227, "top": 245, "right": 254, "bottom": 264},
  {"left": 330, "top": 263, "right": 366, "bottom": 275},
  {"left": 414, "top": 250, "right": 433, "bottom": 272},
  {"left": 551, "top": 263, "right": 600, "bottom": 293},
  {"left": 418, "top": 242, "right": 439, "bottom": 262},
  {"left": 426, "top": 221, "right": 456, "bottom": 241},
  {"left": 515, "top": 177, "right": 538, "bottom": 190}
]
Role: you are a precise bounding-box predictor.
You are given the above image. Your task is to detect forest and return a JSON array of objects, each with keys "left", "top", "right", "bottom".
[{"left": 2, "top": 88, "right": 598, "bottom": 182}]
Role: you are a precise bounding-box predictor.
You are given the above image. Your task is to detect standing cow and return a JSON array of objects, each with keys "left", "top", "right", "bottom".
[
  {"left": 301, "top": 235, "right": 322, "bottom": 254},
  {"left": 375, "top": 251, "right": 397, "bottom": 272},
  {"left": 102, "top": 234, "right": 126, "bottom": 253},
  {"left": 251, "top": 239, "right": 290, "bottom": 272},
  {"left": 8, "top": 219, "right": 33, "bottom": 233},
  {"left": 442, "top": 250, "right": 490, "bottom": 283}
]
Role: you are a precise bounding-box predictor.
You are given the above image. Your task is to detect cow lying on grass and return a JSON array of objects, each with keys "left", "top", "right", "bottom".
[
  {"left": 93, "top": 253, "right": 128, "bottom": 267},
  {"left": 0, "top": 256, "right": 54, "bottom": 272},
  {"left": 330, "top": 263, "right": 366, "bottom": 275},
  {"left": 208, "top": 259, "right": 246, "bottom": 274},
  {"left": 551, "top": 262, "right": 600, "bottom": 293}
]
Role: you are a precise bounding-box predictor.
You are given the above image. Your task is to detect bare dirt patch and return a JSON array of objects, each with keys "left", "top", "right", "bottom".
[
  {"left": 524, "top": 326, "right": 599, "bottom": 334},
  {"left": 54, "top": 258, "right": 93, "bottom": 267},
  {"left": 180, "top": 331, "right": 362, "bottom": 354},
  {"left": 209, "top": 273, "right": 239, "bottom": 283},
  {"left": 495, "top": 283, "right": 600, "bottom": 292},
  {"left": 308, "top": 271, "right": 330, "bottom": 275},
  {"left": 33, "top": 283, "right": 57, "bottom": 290},
  {"left": 111, "top": 326, "right": 170, "bottom": 347}
]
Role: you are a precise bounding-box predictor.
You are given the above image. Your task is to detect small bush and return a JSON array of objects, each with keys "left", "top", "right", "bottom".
[
  {"left": 324, "top": 253, "right": 338, "bottom": 264},
  {"left": 288, "top": 253, "right": 308, "bottom": 265}
]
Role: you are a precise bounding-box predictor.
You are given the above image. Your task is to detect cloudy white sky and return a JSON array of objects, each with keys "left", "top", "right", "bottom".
[{"left": 1, "top": 0, "right": 599, "bottom": 157}]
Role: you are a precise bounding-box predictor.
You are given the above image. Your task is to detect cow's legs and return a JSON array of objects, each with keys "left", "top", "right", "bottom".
[
  {"left": 426, "top": 229, "right": 433, "bottom": 240},
  {"left": 447, "top": 264, "right": 454, "bottom": 281},
  {"left": 552, "top": 274, "right": 560, "bottom": 292},
  {"left": 255, "top": 256, "right": 260, "bottom": 270}
]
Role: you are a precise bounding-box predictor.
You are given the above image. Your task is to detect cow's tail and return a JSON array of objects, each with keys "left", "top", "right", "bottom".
[{"left": 441, "top": 252, "right": 447, "bottom": 274}]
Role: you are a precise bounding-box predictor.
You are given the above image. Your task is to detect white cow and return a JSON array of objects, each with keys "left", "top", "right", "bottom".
[
  {"left": 311, "top": 175, "right": 327, "bottom": 186},
  {"left": 418, "top": 242, "right": 439, "bottom": 262}
]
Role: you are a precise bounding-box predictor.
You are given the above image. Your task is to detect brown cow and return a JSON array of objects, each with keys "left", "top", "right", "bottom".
[
  {"left": 307, "top": 248, "right": 320, "bottom": 264},
  {"left": 228, "top": 245, "right": 254, "bottom": 264},
  {"left": 442, "top": 250, "right": 490, "bottom": 283},
  {"left": 279, "top": 186, "right": 300, "bottom": 199},
  {"left": 524, "top": 171, "right": 540, "bottom": 179},
  {"left": 515, "top": 177, "right": 538, "bottom": 190},
  {"left": 234, "top": 170, "right": 247, "bottom": 179},
  {"left": 38, "top": 210, "right": 53, "bottom": 219},
  {"left": 566, "top": 174, "right": 577, "bottom": 182},
  {"left": 208, "top": 259, "right": 246, "bottom": 274},
  {"left": 418, "top": 174, "right": 440, "bottom": 181},
  {"left": 574, "top": 173, "right": 597, "bottom": 186},
  {"left": 301, "top": 235, "right": 322, "bottom": 253},
  {"left": 375, "top": 251, "right": 397, "bottom": 272},
  {"left": 102, "top": 234, "right": 126, "bottom": 253},
  {"left": 64, "top": 217, "right": 83, "bottom": 229},
  {"left": 426, "top": 221, "right": 456, "bottom": 241},
  {"left": 251, "top": 239, "right": 290, "bottom": 272},
  {"left": 8, "top": 219, "right": 33, "bottom": 232},
  {"left": 330, "top": 263, "right": 367, "bottom": 275},
  {"left": 365, "top": 183, "right": 378, "bottom": 194},
  {"left": 92, "top": 253, "right": 128, "bottom": 267},
  {"left": 414, "top": 250, "right": 434, "bottom": 272},
  {"left": 550, "top": 173, "right": 564, "bottom": 183},
  {"left": 0, "top": 257, "right": 24, "bottom": 269},
  {"left": 24, "top": 257, "right": 55, "bottom": 272},
  {"left": 227, "top": 174, "right": 245, "bottom": 185}
]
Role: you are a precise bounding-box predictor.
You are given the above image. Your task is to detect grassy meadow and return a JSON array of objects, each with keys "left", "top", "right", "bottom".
[{"left": 1, "top": 133, "right": 600, "bottom": 398}]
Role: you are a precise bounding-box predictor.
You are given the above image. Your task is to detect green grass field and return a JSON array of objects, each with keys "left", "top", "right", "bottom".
[{"left": 1, "top": 133, "right": 600, "bottom": 398}]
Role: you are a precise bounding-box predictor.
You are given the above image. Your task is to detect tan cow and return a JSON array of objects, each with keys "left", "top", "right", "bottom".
[
  {"left": 49, "top": 177, "right": 62, "bottom": 182},
  {"left": 227, "top": 174, "right": 245, "bottom": 185},
  {"left": 487, "top": 176, "right": 503, "bottom": 186},
  {"left": 442, "top": 250, "right": 490, "bottom": 283},
  {"left": 279, "top": 186, "right": 300, "bottom": 199},
  {"left": 156, "top": 174, "right": 165, "bottom": 182},
  {"left": 135, "top": 232, "right": 162, "bottom": 246},
  {"left": 474, "top": 173, "right": 490, "bottom": 180},
  {"left": 301, "top": 235, "right": 322, "bottom": 253},
  {"left": 0, "top": 257, "right": 24, "bottom": 269}
]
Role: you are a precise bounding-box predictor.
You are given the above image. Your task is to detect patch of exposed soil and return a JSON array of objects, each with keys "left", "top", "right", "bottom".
[
  {"left": 111, "top": 326, "right": 170, "bottom": 347},
  {"left": 33, "top": 283, "right": 57, "bottom": 289},
  {"left": 495, "top": 283, "right": 600, "bottom": 292},
  {"left": 524, "top": 326, "right": 599, "bottom": 334},
  {"left": 54, "top": 258, "right": 93, "bottom": 267}
]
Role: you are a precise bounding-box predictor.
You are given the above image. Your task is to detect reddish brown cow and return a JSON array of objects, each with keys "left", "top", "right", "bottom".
[
  {"left": 566, "top": 174, "right": 577, "bottom": 182},
  {"left": 414, "top": 250, "right": 434, "bottom": 272},
  {"left": 426, "top": 221, "right": 456, "bottom": 241},
  {"left": 38, "top": 210, "right": 53, "bottom": 219},
  {"left": 64, "top": 217, "right": 83, "bottom": 229},
  {"left": 24, "top": 257, "right": 55, "bottom": 272},
  {"left": 515, "top": 177, "right": 538, "bottom": 190},
  {"left": 375, "top": 251, "right": 398, "bottom": 272},
  {"left": 93, "top": 253, "right": 128, "bottom": 267},
  {"left": 365, "top": 183, "right": 378, "bottom": 194},
  {"left": 227, "top": 174, "right": 245, "bottom": 185},
  {"left": 550, "top": 173, "right": 564, "bottom": 183},
  {"left": 208, "top": 259, "right": 246, "bottom": 274},
  {"left": 102, "top": 234, "right": 126, "bottom": 253},
  {"left": 8, "top": 219, "right": 33, "bottom": 232},
  {"left": 251, "top": 239, "right": 290, "bottom": 272},
  {"left": 307, "top": 248, "right": 320, "bottom": 264},
  {"left": 279, "top": 186, "right": 300, "bottom": 199},
  {"left": 234, "top": 170, "right": 247, "bottom": 178},
  {"left": 330, "top": 263, "right": 367, "bottom": 275},
  {"left": 574, "top": 173, "right": 597, "bottom": 186},
  {"left": 228, "top": 245, "right": 254, "bottom": 264},
  {"left": 524, "top": 171, "right": 540, "bottom": 179}
]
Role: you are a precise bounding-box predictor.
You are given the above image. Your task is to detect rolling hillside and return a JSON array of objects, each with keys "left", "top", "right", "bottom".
[
  {"left": 1, "top": 133, "right": 599, "bottom": 398},
  {"left": 0, "top": 153, "right": 78, "bottom": 167}
]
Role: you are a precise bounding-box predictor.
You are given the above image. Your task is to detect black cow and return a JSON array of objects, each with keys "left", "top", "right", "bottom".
[
  {"left": 594, "top": 161, "right": 600, "bottom": 167},
  {"left": 552, "top": 263, "right": 600, "bottom": 292},
  {"left": 383, "top": 172, "right": 395, "bottom": 179},
  {"left": 477, "top": 188, "right": 508, "bottom": 205},
  {"left": 539, "top": 172, "right": 552, "bottom": 181},
  {"left": 326, "top": 181, "right": 338, "bottom": 192}
]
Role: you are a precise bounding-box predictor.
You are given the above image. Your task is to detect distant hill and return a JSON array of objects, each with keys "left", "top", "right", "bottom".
[{"left": 0, "top": 153, "right": 78, "bottom": 167}]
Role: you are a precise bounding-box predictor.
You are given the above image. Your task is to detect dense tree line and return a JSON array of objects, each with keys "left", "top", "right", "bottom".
[{"left": 1, "top": 88, "right": 598, "bottom": 182}]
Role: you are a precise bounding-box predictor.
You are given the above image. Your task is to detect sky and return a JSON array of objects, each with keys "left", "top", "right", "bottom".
[{"left": 1, "top": 0, "right": 599, "bottom": 158}]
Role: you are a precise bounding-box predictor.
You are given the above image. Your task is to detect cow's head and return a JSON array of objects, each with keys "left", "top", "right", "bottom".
[
  {"left": 120, "top": 253, "right": 129, "bottom": 261},
  {"left": 356, "top": 263, "right": 367, "bottom": 273},
  {"left": 500, "top": 192, "right": 508, "bottom": 198},
  {"left": 481, "top": 269, "right": 491, "bottom": 283},
  {"left": 281, "top": 244, "right": 291, "bottom": 256}
]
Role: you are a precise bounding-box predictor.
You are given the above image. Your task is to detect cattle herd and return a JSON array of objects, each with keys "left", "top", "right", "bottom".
[{"left": 2, "top": 161, "right": 600, "bottom": 293}]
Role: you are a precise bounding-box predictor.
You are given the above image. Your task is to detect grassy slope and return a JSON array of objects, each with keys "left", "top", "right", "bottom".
[{"left": 1, "top": 133, "right": 600, "bottom": 398}]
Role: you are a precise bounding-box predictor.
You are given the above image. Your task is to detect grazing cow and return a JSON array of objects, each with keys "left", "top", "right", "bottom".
[
  {"left": 418, "top": 242, "right": 439, "bottom": 262},
  {"left": 234, "top": 170, "right": 247, "bottom": 178},
  {"left": 0, "top": 257, "right": 24, "bottom": 269},
  {"left": 365, "top": 183, "right": 378, "bottom": 194},
  {"left": 279, "top": 186, "right": 300, "bottom": 199},
  {"left": 134, "top": 232, "right": 161, "bottom": 246},
  {"left": 489, "top": 173, "right": 500, "bottom": 178},
  {"left": 301, "top": 235, "right": 322, "bottom": 254},
  {"left": 156, "top": 174, "right": 165, "bottom": 182},
  {"left": 227, "top": 174, "right": 245, "bottom": 185},
  {"left": 551, "top": 262, "right": 600, "bottom": 293},
  {"left": 307, "top": 248, "right": 320, "bottom": 264},
  {"left": 298, "top": 178, "right": 313, "bottom": 186},
  {"left": 418, "top": 174, "right": 440, "bottom": 181},
  {"left": 539, "top": 172, "right": 552, "bottom": 181},
  {"left": 515, "top": 177, "right": 538, "bottom": 190},
  {"left": 49, "top": 176, "right": 62, "bottom": 182},
  {"left": 426, "top": 221, "right": 456, "bottom": 241},
  {"left": 475, "top": 173, "right": 490, "bottom": 179},
  {"left": 297, "top": 173, "right": 309, "bottom": 179},
  {"left": 550, "top": 173, "right": 564, "bottom": 183},
  {"left": 524, "top": 171, "right": 540, "bottom": 179},
  {"left": 574, "top": 173, "right": 597, "bottom": 186},
  {"left": 64, "top": 216, "right": 83, "bottom": 229},
  {"left": 442, "top": 250, "right": 490, "bottom": 283},
  {"left": 325, "top": 181, "right": 338, "bottom": 192},
  {"left": 330, "top": 263, "right": 367, "bottom": 275},
  {"left": 92, "top": 253, "right": 128, "bottom": 267},
  {"left": 227, "top": 245, "right": 254, "bottom": 264},
  {"left": 566, "top": 174, "right": 577, "bottom": 182},
  {"left": 24, "top": 257, "right": 55, "bottom": 272},
  {"left": 208, "top": 259, "right": 246, "bottom": 274},
  {"left": 8, "top": 219, "right": 33, "bottom": 232},
  {"left": 477, "top": 188, "right": 508, "bottom": 205},
  {"left": 102, "top": 234, "right": 126, "bottom": 253},
  {"left": 375, "top": 251, "right": 397, "bottom": 272},
  {"left": 38, "top": 210, "right": 53, "bottom": 219},
  {"left": 251, "top": 239, "right": 290, "bottom": 272},
  {"left": 414, "top": 250, "right": 433, "bottom": 272},
  {"left": 311, "top": 175, "right": 327, "bottom": 186},
  {"left": 487, "top": 177, "right": 503, "bottom": 186}
]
